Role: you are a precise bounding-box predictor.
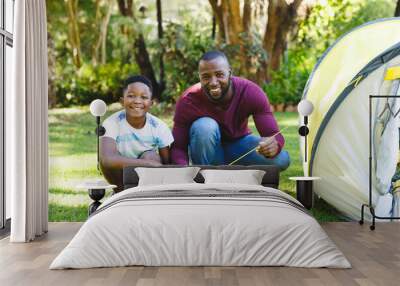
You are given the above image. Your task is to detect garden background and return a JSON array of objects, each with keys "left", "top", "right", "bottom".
[{"left": 47, "top": 0, "right": 400, "bottom": 221}]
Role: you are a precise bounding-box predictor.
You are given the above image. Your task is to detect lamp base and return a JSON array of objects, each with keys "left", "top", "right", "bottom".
[
  {"left": 88, "top": 188, "right": 106, "bottom": 215},
  {"left": 289, "top": 177, "right": 320, "bottom": 210},
  {"left": 296, "top": 180, "right": 314, "bottom": 210}
]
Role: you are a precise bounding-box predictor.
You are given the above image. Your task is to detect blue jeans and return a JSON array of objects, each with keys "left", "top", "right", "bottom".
[{"left": 189, "top": 117, "right": 290, "bottom": 171}]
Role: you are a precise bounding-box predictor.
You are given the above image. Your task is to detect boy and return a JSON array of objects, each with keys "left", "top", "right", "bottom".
[{"left": 100, "top": 75, "right": 174, "bottom": 191}]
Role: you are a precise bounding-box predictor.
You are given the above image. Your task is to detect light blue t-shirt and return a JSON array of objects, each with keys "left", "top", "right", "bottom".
[{"left": 102, "top": 110, "right": 174, "bottom": 158}]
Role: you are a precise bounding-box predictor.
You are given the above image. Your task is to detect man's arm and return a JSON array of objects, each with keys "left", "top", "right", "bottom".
[
  {"left": 250, "top": 86, "right": 285, "bottom": 158},
  {"left": 170, "top": 99, "right": 191, "bottom": 165},
  {"left": 170, "top": 124, "right": 190, "bottom": 165}
]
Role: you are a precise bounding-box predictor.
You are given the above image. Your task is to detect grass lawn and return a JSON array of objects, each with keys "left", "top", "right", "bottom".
[{"left": 49, "top": 104, "right": 346, "bottom": 222}]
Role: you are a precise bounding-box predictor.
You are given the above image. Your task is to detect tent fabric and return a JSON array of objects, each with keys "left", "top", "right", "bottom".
[
  {"left": 302, "top": 18, "right": 400, "bottom": 171},
  {"left": 310, "top": 44, "right": 400, "bottom": 175},
  {"left": 301, "top": 18, "right": 400, "bottom": 220}
]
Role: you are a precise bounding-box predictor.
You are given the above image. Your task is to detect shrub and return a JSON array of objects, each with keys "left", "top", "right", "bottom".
[
  {"left": 55, "top": 61, "right": 139, "bottom": 107},
  {"left": 162, "top": 21, "right": 215, "bottom": 103}
]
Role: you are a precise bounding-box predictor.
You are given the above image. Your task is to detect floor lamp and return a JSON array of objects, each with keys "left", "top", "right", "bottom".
[
  {"left": 297, "top": 99, "right": 314, "bottom": 167},
  {"left": 290, "top": 99, "right": 317, "bottom": 210},
  {"left": 84, "top": 99, "right": 110, "bottom": 215},
  {"left": 89, "top": 99, "right": 107, "bottom": 172}
]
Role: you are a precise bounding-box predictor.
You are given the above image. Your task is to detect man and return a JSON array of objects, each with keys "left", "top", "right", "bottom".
[{"left": 171, "top": 51, "right": 290, "bottom": 170}]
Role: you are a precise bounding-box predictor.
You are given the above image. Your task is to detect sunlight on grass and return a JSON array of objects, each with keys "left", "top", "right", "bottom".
[
  {"left": 49, "top": 203, "right": 89, "bottom": 222},
  {"left": 49, "top": 193, "right": 92, "bottom": 206},
  {"left": 49, "top": 188, "right": 87, "bottom": 196}
]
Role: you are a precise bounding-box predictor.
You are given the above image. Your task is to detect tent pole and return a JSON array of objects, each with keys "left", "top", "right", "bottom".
[{"left": 369, "top": 95, "right": 372, "bottom": 207}]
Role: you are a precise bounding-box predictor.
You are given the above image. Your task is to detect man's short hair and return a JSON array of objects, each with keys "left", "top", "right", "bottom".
[
  {"left": 200, "top": 50, "right": 229, "bottom": 63},
  {"left": 123, "top": 75, "right": 153, "bottom": 93}
]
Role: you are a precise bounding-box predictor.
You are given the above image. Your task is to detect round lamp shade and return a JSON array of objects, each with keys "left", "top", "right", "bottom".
[
  {"left": 297, "top": 99, "right": 314, "bottom": 116},
  {"left": 90, "top": 99, "right": 107, "bottom": 117}
]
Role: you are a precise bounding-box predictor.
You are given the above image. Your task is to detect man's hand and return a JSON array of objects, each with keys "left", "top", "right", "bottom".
[{"left": 257, "top": 137, "right": 279, "bottom": 158}]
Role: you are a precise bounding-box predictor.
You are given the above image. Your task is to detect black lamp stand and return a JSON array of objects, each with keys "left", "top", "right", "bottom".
[
  {"left": 95, "top": 116, "right": 106, "bottom": 172},
  {"left": 298, "top": 116, "right": 309, "bottom": 163}
]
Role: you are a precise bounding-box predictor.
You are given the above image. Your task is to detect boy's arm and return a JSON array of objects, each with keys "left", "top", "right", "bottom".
[
  {"left": 100, "top": 137, "right": 162, "bottom": 169},
  {"left": 158, "top": 147, "right": 170, "bottom": 164}
]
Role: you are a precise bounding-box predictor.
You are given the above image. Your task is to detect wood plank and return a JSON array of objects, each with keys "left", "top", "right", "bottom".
[{"left": 0, "top": 222, "right": 399, "bottom": 286}]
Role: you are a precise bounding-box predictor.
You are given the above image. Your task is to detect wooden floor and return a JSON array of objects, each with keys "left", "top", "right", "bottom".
[{"left": 0, "top": 222, "right": 399, "bottom": 286}]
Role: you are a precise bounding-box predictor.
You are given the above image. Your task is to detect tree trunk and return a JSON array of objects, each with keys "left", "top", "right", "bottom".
[
  {"left": 101, "top": 3, "right": 112, "bottom": 64},
  {"left": 209, "top": 0, "right": 308, "bottom": 83},
  {"left": 117, "top": 0, "right": 133, "bottom": 17},
  {"left": 92, "top": 0, "right": 112, "bottom": 65},
  {"left": 208, "top": 0, "right": 253, "bottom": 78},
  {"left": 395, "top": 0, "right": 400, "bottom": 17},
  {"left": 242, "top": 0, "right": 252, "bottom": 34},
  {"left": 134, "top": 33, "right": 160, "bottom": 98},
  {"left": 241, "top": 0, "right": 255, "bottom": 79},
  {"left": 208, "top": 0, "right": 225, "bottom": 43},
  {"left": 66, "top": 0, "right": 82, "bottom": 68},
  {"left": 209, "top": 0, "right": 242, "bottom": 45},
  {"left": 262, "top": 0, "right": 303, "bottom": 81},
  {"left": 117, "top": 0, "right": 162, "bottom": 101},
  {"left": 47, "top": 32, "right": 57, "bottom": 107},
  {"left": 211, "top": 14, "right": 216, "bottom": 39},
  {"left": 156, "top": 0, "right": 165, "bottom": 96}
]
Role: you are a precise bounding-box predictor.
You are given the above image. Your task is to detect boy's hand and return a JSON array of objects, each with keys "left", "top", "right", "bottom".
[
  {"left": 139, "top": 150, "right": 162, "bottom": 166},
  {"left": 257, "top": 137, "right": 279, "bottom": 158}
]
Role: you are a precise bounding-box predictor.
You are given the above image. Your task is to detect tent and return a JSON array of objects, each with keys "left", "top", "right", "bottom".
[{"left": 301, "top": 18, "right": 400, "bottom": 221}]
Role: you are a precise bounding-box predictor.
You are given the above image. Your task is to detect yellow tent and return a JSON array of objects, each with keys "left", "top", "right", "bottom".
[{"left": 302, "top": 18, "right": 400, "bottom": 220}]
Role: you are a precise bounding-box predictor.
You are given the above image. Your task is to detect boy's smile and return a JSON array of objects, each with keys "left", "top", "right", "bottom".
[{"left": 121, "top": 82, "right": 153, "bottom": 128}]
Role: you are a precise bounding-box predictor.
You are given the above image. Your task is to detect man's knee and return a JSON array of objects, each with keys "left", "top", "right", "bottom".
[
  {"left": 190, "top": 117, "right": 220, "bottom": 144},
  {"left": 275, "top": 150, "right": 291, "bottom": 171}
]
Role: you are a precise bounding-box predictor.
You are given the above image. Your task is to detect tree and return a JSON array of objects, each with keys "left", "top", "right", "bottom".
[
  {"left": 66, "top": 0, "right": 82, "bottom": 68},
  {"left": 156, "top": 0, "right": 165, "bottom": 96},
  {"left": 262, "top": 0, "right": 304, "bottom": 80},
  {"left": 209, "top": 0, "right": 309, "bottom": 82},
  {"left": 92, "top": 0, "right": 113, "bottom": 65},
  {"left": 395, "top": 0, "right": 400, "bottom": 16},
  {"left": 117, "top": 0, "right": 163, "bottom": 101},
  {"left": 209, "top": 0, "right": 253, "bottom": 78}
]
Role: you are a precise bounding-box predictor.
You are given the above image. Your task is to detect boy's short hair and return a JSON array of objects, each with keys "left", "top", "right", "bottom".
[{"left": 123, "top": 75, "right": 153, "bottom": 94}]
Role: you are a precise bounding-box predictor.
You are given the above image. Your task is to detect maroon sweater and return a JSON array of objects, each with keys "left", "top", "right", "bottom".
[{"left": 171, "top": 76, "right": 284, "bottom": 165}]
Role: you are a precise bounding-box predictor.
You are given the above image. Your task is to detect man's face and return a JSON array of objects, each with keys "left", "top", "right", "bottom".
[
  {"left": 121, "top": 82, "right": 152, "bottom": 118},
  {"left": 198, "top": 57, "right": 231, "bottom": 102}
]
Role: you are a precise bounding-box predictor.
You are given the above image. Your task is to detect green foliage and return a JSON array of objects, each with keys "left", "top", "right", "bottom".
[
  {"left": 264, "top": 50, "right": 310, "bottom": 105},
  {"left": 296, "top": 0, "right": 396, "bottom": 57},
  {"left": 161, "top": 21, "right": 215, "bottom": 102},
  {"left": 55, "top": 62, "right": 139, "bottom": 106},
  {"left": 107, "top": 15, "right": 138, "bottom": 63},
  {"left": 265, "top": 0, "right": 396, "bottom": 105},
  {"left": 47, "top": 0, "right": 397, "bottom": 107}
]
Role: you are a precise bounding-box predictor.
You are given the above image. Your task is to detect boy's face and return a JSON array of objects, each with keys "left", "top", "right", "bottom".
[{"left": 121, "top": 82, "right": 152, "bottom": 119}]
